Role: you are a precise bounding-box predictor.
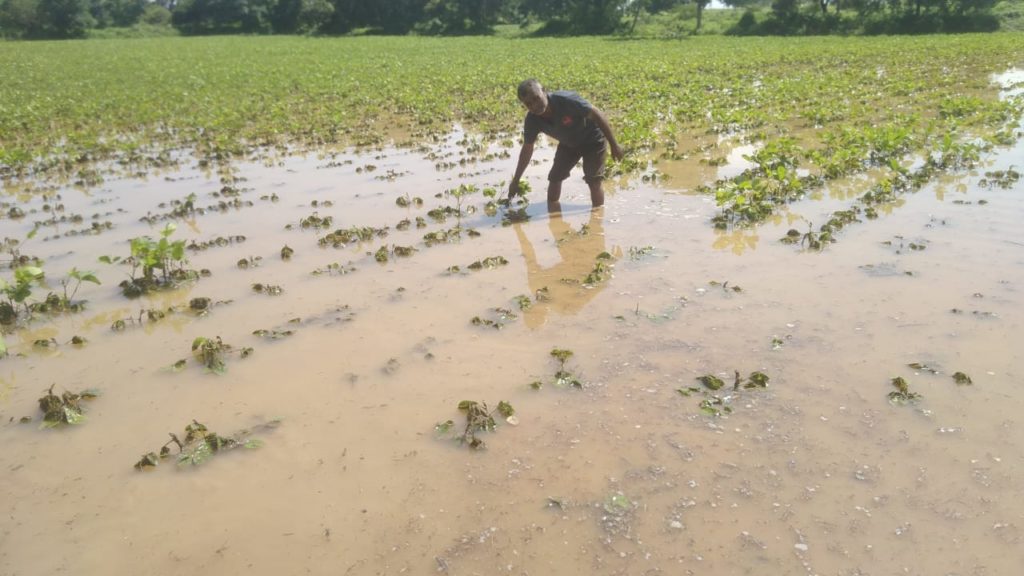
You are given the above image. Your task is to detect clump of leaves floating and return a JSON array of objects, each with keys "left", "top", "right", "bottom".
[
  {"left": 170, "top": 336, "right": 252, "bottom": 374},
  {"left": 952, "top": 371, "right": 973, "bottom": 385},
  {"left": 467, "top": 256, "right": 508, "bottom": 270},
  {"left": 434, "top": 400, "right": 515, "bottom": 450},
  {"left": 628, "top": 246, "right": 655, "bottom": 261},
  {"left": 318, "top": 225, "right": 388, "bottom": 248},
  {"left": 134, "top": 419, "right": 280, "bottom": 470},
  {"left": 470, "top": 307, "right": 517, "bottom": 329},
  {"left": 251, "top": 282, "right": 283, "bottom": 295},
  {"left": 37, "top": 384, "right": 98, "bottom": 428},
  {"left": 310, "top": 262, "right": 356, "bottom": 276},
  {"left": 888, "top": 376, "right": 921, "bottom": 404},
  {"left": 680, "top": 370, "right": 771, "bottom": 416},
  {"left": 252, "top": 328, "right": 294, "bottom": 340}
]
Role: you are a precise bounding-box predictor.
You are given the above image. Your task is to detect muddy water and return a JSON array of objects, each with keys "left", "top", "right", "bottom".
[{"left": 2, "top": 121, "right": 1024, "bottom": 576}]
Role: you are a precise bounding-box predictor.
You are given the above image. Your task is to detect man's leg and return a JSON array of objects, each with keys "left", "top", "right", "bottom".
[
  {"left": 582, "top": 142, "right": 609, "bottom": 208},
  {"left": 548, "top": 144, "right": 582, "bottom": 207},
  {"left": 546, "top": 182, "right": 563, "bottom": 213},
  {"left": 586, "top": 180, "right": 604, "bottom": 208}
]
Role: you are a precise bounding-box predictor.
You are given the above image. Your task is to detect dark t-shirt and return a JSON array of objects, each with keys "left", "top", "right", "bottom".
[{"left": 523, "top": 91, "right": 605, "bottom": 150}]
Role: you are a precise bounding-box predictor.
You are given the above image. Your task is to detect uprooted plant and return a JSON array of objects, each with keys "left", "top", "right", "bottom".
[
  {"left": 434, "top": 400, "right": 515, "bottom": 450},
  {"left": 134, "top": 419, "right": 280, "bottom": 470}
]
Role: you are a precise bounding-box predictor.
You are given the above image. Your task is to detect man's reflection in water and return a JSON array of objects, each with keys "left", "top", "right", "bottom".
[{"left": 513, "top": 205, "right": 614, "bottom": 329}]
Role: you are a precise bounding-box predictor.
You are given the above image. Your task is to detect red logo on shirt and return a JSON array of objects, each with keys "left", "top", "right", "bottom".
[{"left": 561, "top": 115, "right": 573, "bottom": 126}]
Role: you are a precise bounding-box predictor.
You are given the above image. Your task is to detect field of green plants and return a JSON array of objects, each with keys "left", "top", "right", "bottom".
[
  {"left": 2, "top": 34, "right": 1023, "bottom": 172},
  {"left": 3, "top": 35, "right": 1024, "bottom": 575}
]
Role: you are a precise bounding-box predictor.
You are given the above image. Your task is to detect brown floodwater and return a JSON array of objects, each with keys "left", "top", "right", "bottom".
[{"left": 2, "top": 110, "right": 1024, "bottom": 576}]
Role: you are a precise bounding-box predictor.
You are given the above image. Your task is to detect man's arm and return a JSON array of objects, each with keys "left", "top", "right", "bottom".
[
  {"left": 588, "top": 107, "right": 624, "bottom": 161},
  {"left": 509, "top": 140, "right": 535, "bottom": 199}
]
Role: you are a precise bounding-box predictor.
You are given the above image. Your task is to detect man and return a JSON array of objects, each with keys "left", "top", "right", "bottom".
[{"left": 508, "top": 79, "right": 624, "bottom": 209}]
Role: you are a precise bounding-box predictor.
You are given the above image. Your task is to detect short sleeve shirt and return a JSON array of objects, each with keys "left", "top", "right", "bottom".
[{"left": 523, "top": 91, "right": 605, "bottom": 150}]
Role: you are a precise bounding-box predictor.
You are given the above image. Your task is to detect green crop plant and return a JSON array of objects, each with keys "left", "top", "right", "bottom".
[
  {"left": 0, "top": 266, "right": 45, "bottom": 325},
  {"left": 102, "top": 223, "right": 195, "bottom": 297}
]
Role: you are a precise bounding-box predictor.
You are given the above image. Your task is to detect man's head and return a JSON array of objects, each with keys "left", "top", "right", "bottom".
[{"left": 517, "top": 78, "right": 548, "bottom": 116}]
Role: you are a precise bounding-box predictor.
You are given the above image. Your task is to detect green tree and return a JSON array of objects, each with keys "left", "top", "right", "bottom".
[
  {"left": 0, "top": 0, "right": 40, "bottom": 38},
  {"left": 518, "top": 0, "right": 625, "bottom": 34},
  {"left": 172, "top": 0, "right": 273, "bottom": 33},
  {"left": 140, "top": 3, "right": 172, "bottom": 24},
  {"left": 37, "top": 0, "right": 94, "bottom": 37},
  {"left": 418, "top": 0, "right": 501, "bottom": 34}
]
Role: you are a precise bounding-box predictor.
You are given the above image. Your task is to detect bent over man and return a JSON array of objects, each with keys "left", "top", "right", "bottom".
[{"left": 508, "top": 79, "right": 624, "bottom": 209}]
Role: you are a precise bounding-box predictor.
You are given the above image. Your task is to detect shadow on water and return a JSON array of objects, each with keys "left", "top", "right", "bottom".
[{"left": 514, "top": 206, "right": 612, "bottom": 328}]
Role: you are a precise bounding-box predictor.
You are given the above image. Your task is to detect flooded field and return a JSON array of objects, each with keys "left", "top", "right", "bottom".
[{"left": 3, "top": 84, "right": 1024, "bottom": 575}]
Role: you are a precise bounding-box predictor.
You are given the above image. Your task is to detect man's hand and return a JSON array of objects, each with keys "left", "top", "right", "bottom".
[
  {"left": 610, "top": 143, "right": 625, "bottom": 162},
  {"left": 507, "top": 179, "right": 522, "bottom": 200}
]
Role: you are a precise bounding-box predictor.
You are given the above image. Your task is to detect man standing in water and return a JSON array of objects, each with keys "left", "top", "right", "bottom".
[{"left": 508, "top": 79, "right": 624, "bottom": 209}]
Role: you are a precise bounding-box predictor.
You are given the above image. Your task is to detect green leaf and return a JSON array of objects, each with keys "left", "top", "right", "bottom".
[
  {"left": 496, "top": 401, "right": 515, "bottom": 418},
  {"left": 697, "top": 375, "right": 725, "bottom": 391}
]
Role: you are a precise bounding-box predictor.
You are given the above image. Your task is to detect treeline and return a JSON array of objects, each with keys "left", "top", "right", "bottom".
[
  {"left": 0, "top": 0, "right": 1003, "bottom": 39},
  {"left": 732, "top": 0, "right": 1000, "bottom": 35}
]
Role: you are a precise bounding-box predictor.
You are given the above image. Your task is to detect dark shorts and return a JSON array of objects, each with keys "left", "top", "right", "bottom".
[{"left": 548, "top": 140, "right": 607, "bottom": 184}]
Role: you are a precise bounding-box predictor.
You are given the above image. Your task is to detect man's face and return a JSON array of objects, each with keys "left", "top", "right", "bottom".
[{"left": 519, "top": 87, "right": 548, "bottom": 116}]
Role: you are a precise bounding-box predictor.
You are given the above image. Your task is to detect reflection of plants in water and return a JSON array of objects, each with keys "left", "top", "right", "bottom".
[
  {"left": 978, "top": 167, "right": 1020, "bottom": 189},
  {"left": 712, "top": 228, "right": 759, "bottom": 255},
  {"left": 434, "top": 400, "right": 515, "bottom": 450}
]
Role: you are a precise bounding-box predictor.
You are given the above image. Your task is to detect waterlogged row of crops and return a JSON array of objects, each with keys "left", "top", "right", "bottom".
[{"left": 2, "top": 35, "right": 1023, "bottom": 184}]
